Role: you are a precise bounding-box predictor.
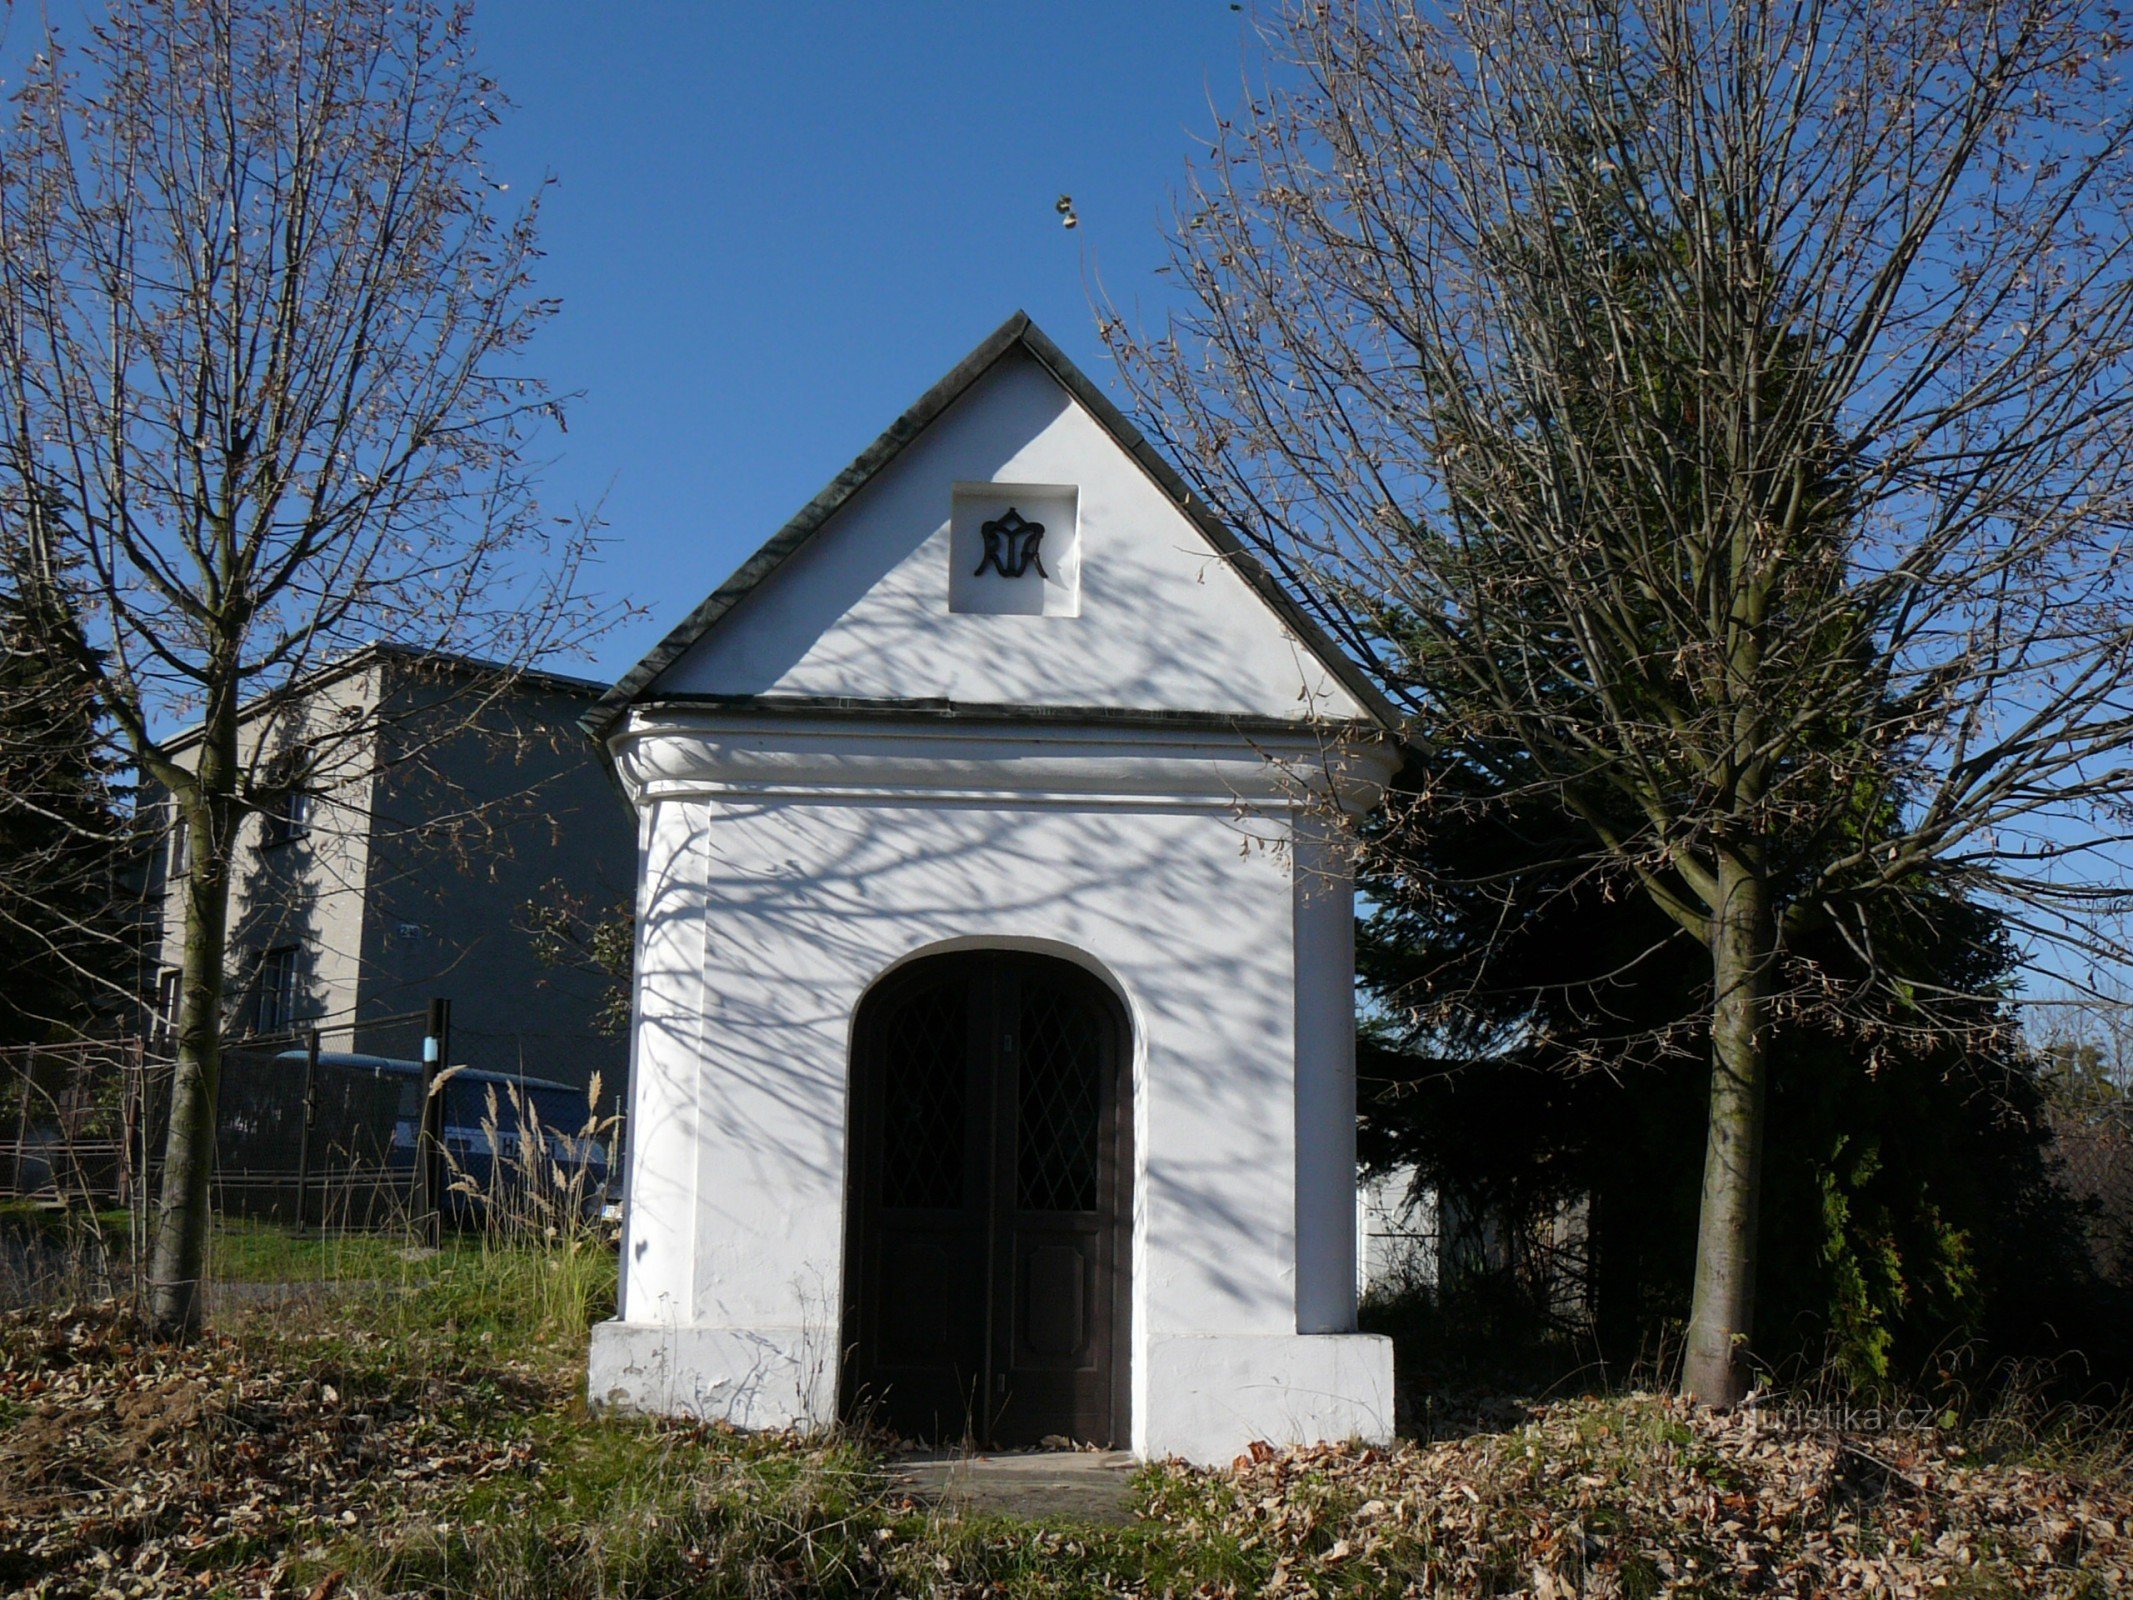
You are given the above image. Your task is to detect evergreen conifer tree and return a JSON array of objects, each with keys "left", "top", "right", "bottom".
[{"left": 0, "top": 553, "right": 135, "bottom": 1046}]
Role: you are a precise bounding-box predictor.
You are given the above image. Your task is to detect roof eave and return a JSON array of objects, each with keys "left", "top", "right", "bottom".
[{"left": 613, "top": 692, "right": 1390, "bottom": 741}]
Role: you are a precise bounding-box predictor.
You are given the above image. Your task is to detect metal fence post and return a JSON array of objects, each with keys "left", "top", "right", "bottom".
[
  {"left": 295, "top": 1028, "right": 319, "bottom": 1233},
  {"left": 8, "top": 1056, "right": 30, "bottom": 1198},
  {"left": 118, "top": 1039, "right": 141, "bottom": 1209},
  {"left": 132, "top": 1040, "right": 149, "bottom": 1301},
  {"left": 418, "top": 998, "right": 450, "bottom": 1248}
]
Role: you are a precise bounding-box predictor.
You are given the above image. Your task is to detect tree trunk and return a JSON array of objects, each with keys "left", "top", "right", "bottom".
[
  {"left": 147, "top": 708, "right": 237, "bottom": 1340},
  {"left": 1681, "top": 846, "right": 1772, "bottom": 1404}
]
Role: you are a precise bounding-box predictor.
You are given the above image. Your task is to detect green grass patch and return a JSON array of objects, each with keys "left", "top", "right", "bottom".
[
  {"left": 0, "top": 1197, "right": 133, "bottom": 1235},
  {"left": 218, "top": 1232, "right": 618, "bottom": 1390},
  {"left": 346, "top": 1413, "right": 885, "bottom": 1600},
  {"left": 203, "top": 1215, "right": 470, "bottom": 1284},
  {"left": 337, "top": 1411, "right": 1291, "bottom": 1600}
]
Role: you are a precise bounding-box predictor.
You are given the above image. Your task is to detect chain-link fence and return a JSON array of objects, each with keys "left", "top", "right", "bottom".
[
  {"left": 2, "top": 1036, "right": 152, "bottom": 1210},
  {"left": 3, "top": 1007, "right": 448, "bottom": 1236},
  {"left": 2, "top": 1005, "right": 620, "bottom": 1315},
  {"left": 2, "top": 1038, "right": 156, "bottom": 1302},
  {"left": 1360, "top": 1170, "right": 1597, "bottom": 1333},
  {"left": 214, "top": 1009, "right": 438, "bottom": 1229},
  {"left": 4, "top": 1004, "right": 615, "bottom": 1244}
]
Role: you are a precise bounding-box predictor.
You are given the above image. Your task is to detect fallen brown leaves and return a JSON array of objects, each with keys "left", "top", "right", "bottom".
[
  {"left": 5, "top": 1302, "right": 2128, "bottom": 1599},
  {"left": 1147, "top": 1393, "right": 2130, "bottom": 1598},
  {"left": 0, "top": 1304, "right": 544, "bottom": 1599}
]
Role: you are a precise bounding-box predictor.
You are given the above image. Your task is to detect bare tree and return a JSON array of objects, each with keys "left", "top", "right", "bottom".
[
  {"left": 0, "top": 0, "right": 608, "bottom": 1338},
  {"left": 520, "top": 878, "right": 634, "bottom": 1039},
  {"left": 2030, "top": 981, "right": 2133, "bottom": 1102},
  {"left": 1107, "top": 0, "right": 2133, "bottom": 1402}
]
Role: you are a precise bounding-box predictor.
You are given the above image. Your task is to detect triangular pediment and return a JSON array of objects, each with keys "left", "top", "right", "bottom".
[{"left": 590, "top": 315, "right": 1393, "bottom": 737}]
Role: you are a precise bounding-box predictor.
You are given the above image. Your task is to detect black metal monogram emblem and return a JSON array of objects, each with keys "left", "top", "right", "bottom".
[{"left": 973, "top": 507, "right": 1049, "bottom": 579}]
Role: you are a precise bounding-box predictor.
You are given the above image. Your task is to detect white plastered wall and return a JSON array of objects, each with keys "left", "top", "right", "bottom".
[{"left": 588, "top": 716, "right": 1394, "bottom": 1462}]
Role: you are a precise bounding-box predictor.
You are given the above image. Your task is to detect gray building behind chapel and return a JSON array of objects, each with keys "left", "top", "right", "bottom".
[{"left": 143, "top": 644, "right": 631, "bottom": 1099}]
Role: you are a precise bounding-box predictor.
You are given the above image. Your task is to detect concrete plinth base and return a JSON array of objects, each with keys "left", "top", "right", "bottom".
[
  {"left": 588, "top": 1321, "right": 1394, "bottom": 1466},
  {"left": 587, "top": 1320, "right": 836, "bottom": 1431},
  {"left": 1139, "top": 1333, "right": 1394, "bottom": 1464}
]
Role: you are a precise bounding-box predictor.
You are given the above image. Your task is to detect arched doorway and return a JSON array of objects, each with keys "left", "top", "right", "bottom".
[{"left": 841, "top": 950, "right": 1132, "bottom": 1447}]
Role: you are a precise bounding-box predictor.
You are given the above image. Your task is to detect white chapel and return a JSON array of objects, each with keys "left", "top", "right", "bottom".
[{"left": 583, "top": 313, "right": 1400, "bottom": 1463}]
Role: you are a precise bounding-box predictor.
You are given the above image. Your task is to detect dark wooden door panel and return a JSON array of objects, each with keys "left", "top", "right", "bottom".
[
  {"left": 843, "top": 952, "right": 1130, "bottom": 1449},
  {"left": 880, "top": 1236, "right": 954, "bottom": 1358},
  {"left": 1022, "top": 1244, "right": 1086, "bottom": 1358},
  {"left": 992, "top": 960, "right": 1122, "bottom": 1442},
  {"left": 864, "top": 1224, "right": 982, "bottom": 1439}
]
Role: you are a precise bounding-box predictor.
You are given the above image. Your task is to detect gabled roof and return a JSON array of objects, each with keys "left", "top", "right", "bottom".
[{"left": 584, "top": 311, "right": 1400, "bottom": 743}]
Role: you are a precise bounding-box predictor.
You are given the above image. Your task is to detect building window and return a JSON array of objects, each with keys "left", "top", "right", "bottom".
[
  {"left": 167, "top": 808, "right": 191, "bottom": 877},
  {"left": 153, "top": 968, "right": 182, "bottom": 1051},
  {"left": 262, "top": 786, "right": 313, "bottom": 847},
  {"left": 254, "top": 945, "right": 304, "bottom": 1035},
  {"left": 260, "top": 745, "right": 314, "bottom": 848}
]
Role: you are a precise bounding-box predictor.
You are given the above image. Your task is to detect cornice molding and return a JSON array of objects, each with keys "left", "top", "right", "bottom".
[{"left": 610, "top": 709, "right": 1396, "bottom": 816}]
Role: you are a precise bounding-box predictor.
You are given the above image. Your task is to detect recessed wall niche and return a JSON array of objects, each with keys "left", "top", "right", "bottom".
[{"left": 949, "top": 482, "right": 1080, "bottom": 616}]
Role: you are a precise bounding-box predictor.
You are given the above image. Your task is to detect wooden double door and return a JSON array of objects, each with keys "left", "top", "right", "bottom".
[{"left": 841, "top": 951, "right": 1131, "bottom": 1447}]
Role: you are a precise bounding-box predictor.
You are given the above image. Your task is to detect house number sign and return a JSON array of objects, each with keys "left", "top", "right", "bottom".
[{"left": 973, "top": 507, "right": 1049, "bottom": 580}]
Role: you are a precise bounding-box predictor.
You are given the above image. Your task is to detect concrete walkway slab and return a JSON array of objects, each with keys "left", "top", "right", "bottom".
[{"left": 890, "top": 1448, "right": 1139, "bottom": 1524}]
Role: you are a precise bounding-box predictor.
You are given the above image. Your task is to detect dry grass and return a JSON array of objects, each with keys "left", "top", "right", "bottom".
[
  {"left": 4, "top": 1277, "right": 2129, "bottom": 1599},
  {"left": 433, "top": 1069, "right": 619, "bottom": 1347}
]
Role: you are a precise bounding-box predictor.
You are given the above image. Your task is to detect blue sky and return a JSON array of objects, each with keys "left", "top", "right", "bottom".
[{"left": 472, "top": 3, "right": 1256, "bottom": 683}]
